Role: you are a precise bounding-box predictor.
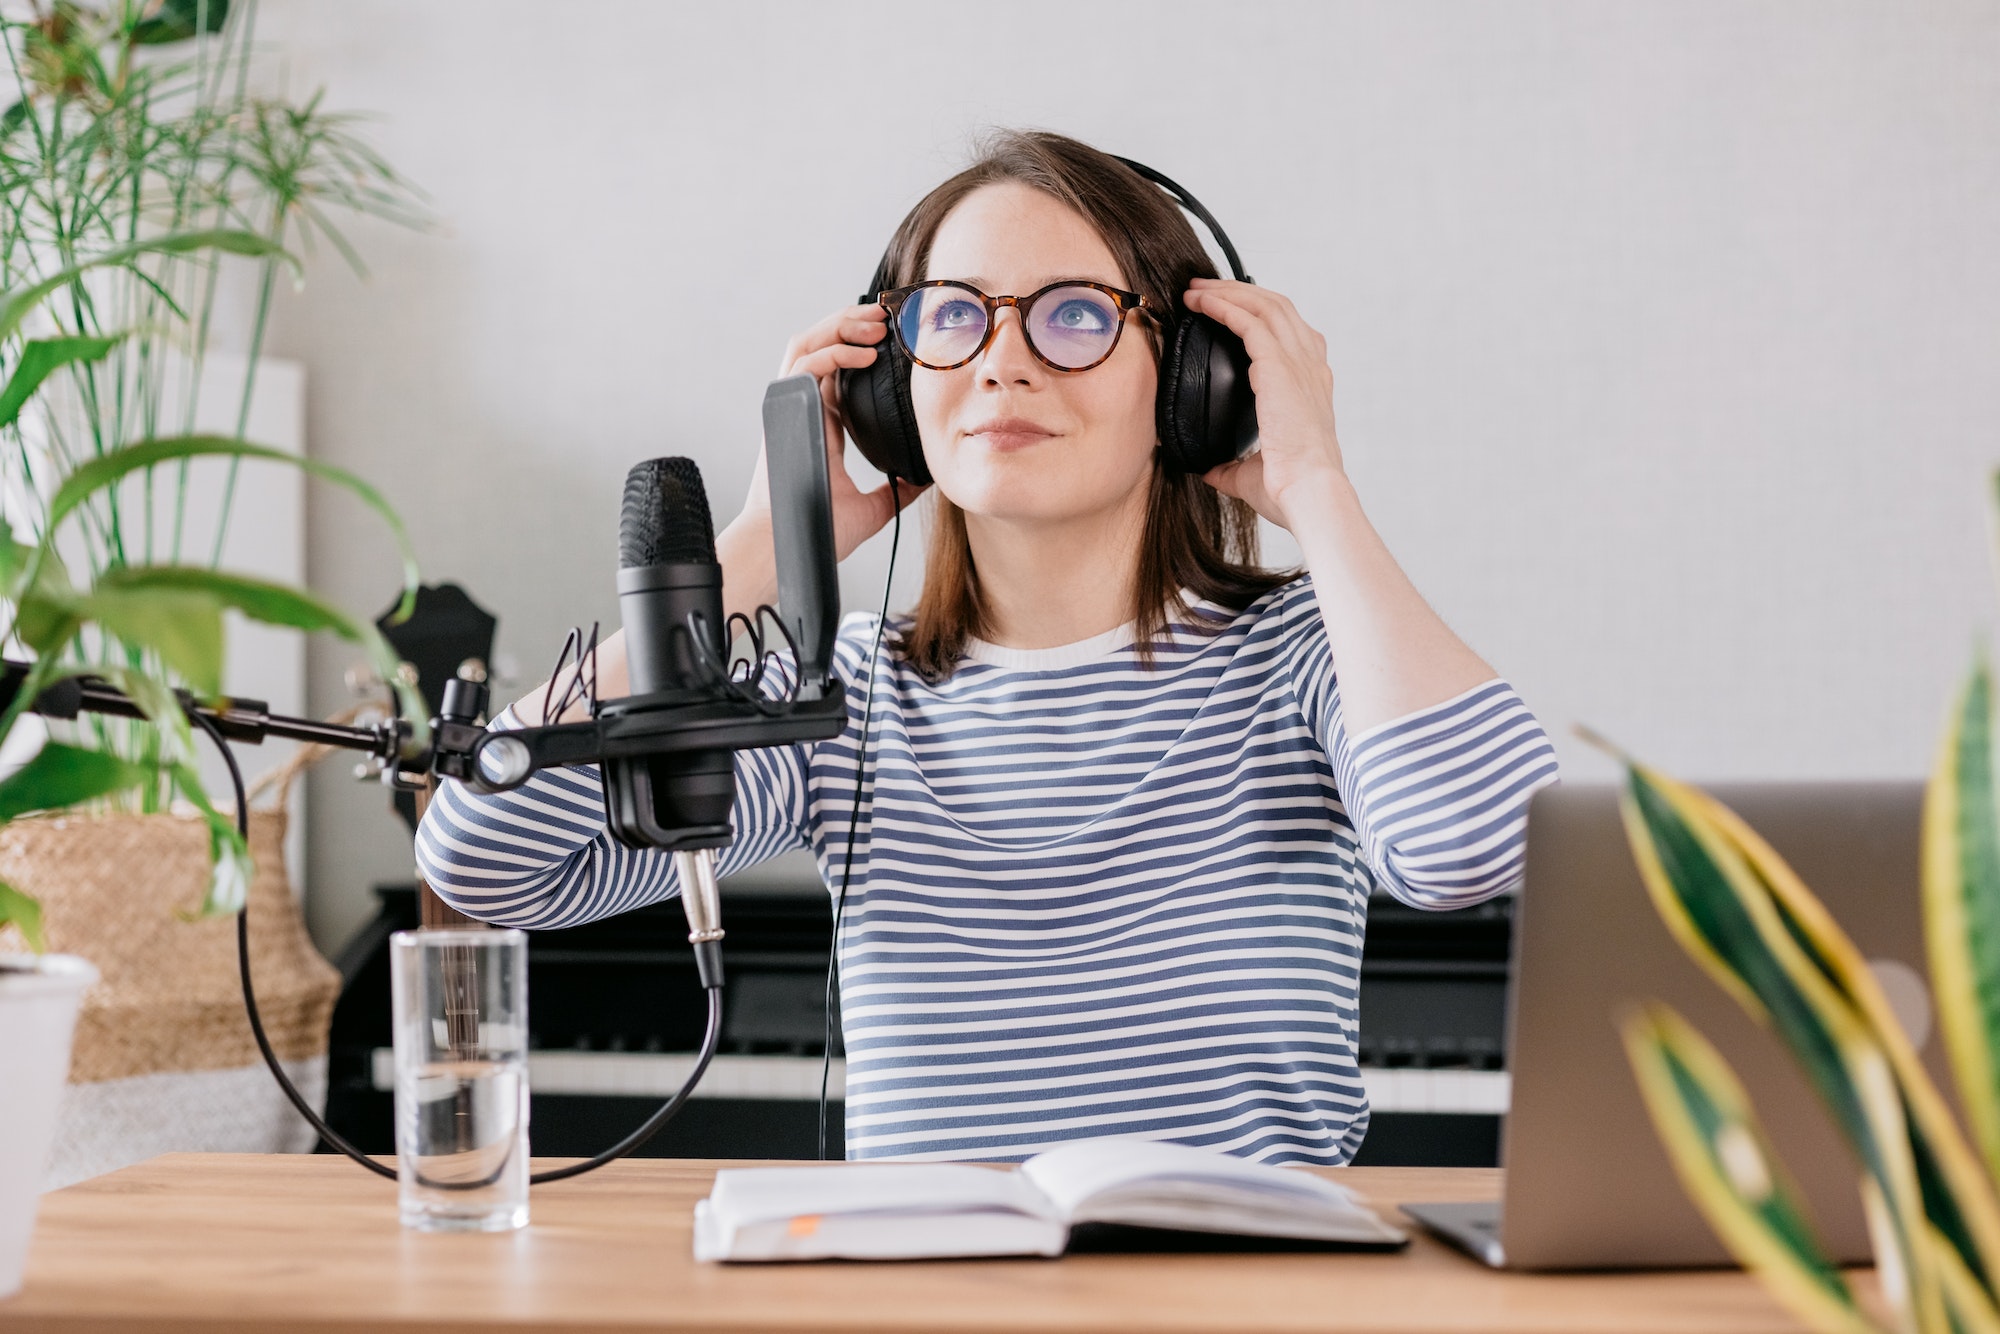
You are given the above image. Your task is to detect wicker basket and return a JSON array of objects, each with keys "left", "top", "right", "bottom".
[{"left": 0, "top": 752, "right": 341, "bottom": 1187}]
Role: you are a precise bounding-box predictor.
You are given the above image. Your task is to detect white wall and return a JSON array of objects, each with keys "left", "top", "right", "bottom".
[{"left": 249, "top": 0, "right": 2000, "bottom": 949}]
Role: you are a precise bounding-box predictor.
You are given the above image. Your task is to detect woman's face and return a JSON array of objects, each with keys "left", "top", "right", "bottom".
[{"left": 909, "top": 182, "right": 1158, "bottom": 527}]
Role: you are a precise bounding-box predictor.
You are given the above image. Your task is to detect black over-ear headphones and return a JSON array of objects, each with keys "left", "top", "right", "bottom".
[{"left": 837, "top": 156, "right": 1258, "bottom": 487}]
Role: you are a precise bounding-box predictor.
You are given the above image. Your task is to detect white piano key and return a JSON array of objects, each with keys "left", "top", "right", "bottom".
[
  {"left": 371, "top": 1050, "right": 1509, "bottom": 1114},
  {"left": 371, "top": 1049, "right": 847, "bottom": 1100}
]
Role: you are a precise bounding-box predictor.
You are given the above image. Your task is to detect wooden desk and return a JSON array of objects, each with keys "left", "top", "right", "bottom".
[{"left": 0, "top": 1154, "right": 1820, "bottom": 1333}]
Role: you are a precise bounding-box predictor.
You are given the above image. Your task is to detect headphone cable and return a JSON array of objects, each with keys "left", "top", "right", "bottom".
[{"left": 818, "top": 482, "right": 902, "bottom": 1160}]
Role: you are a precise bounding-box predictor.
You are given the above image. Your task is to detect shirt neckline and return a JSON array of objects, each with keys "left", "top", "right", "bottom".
[{"left": 961, "top": 620, "right": 1139, "bottom": 671}]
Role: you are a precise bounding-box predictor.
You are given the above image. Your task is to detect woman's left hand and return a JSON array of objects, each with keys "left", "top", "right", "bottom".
[{"left": 1182, "top": 277, "right": 1345, "bottom": 531}]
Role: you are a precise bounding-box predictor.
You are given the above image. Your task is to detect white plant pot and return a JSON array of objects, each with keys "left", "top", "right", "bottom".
[{"left": 0, "top": 954, "right": 97, "bottom": 1300}]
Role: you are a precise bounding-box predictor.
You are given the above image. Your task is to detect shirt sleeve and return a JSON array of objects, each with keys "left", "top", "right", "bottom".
[
  {"left": 414, "top": 702, "right": 811, "bottom": 930},
  {"left": 1275, "top": 579, "right": 1561, "bottom": 910}
]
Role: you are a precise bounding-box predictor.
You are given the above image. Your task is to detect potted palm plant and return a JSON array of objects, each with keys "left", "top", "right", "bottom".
[
  {"left": 0, "top": 0, "right": 425, "bottom": 1186},
  {"left": 0, "top": 232, "right": 422, "bottom": 1300}
]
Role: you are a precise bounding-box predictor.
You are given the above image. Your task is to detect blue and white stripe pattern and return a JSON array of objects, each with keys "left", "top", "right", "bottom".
[{"left": 416, "top": 577, "right": 1558, "bottom": 1164}]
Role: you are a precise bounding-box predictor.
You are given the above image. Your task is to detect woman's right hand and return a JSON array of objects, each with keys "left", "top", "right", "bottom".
[{"left": 739, "top": 303, "right": 925, "bottom": 561}]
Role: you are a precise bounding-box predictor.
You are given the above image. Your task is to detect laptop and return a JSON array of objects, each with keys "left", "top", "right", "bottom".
[{"left": 1403, "top": 782, "right": 1943, "bottom": 1269}]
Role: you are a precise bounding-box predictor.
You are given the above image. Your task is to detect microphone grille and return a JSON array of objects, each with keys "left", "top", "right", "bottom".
[{"left": 619, "top": 457, "right": 716, "bottom": 568}]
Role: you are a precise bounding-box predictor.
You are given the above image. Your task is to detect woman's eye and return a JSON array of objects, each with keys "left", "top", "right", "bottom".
[
  {"left": 1045, "top": 299, "right": 1111, "bottom": 332},
  {"left": 930, "top": 300, "right": 982, "bottom": 330}
]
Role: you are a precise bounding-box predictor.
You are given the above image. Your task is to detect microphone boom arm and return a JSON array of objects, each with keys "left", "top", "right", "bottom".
[{"left": 4, "top": 655, "right": 848, "bottom": 816}]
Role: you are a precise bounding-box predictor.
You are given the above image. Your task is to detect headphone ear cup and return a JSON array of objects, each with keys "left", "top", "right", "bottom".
[
  {"left": 837, "top": 345, "right": 930, "bottom": 487},
  {"left": 1155, "top": 313, "right": 1259, "bottom": 475}
]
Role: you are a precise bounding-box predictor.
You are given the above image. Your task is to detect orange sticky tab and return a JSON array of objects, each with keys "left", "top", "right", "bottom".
[{"left": 788, "top": 1215, "right": 821, "bottom": 1238}]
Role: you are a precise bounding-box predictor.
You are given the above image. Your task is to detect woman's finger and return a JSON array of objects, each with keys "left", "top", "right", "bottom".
[
  {"left": 1188, "top": 281, "right": 1320, "bottom": 364},
  {"left": 1190, "top": 290, "right": 1331, "bottom": 399},
  {"left": 1183, "top": 288, "right": 1292, "bottom": 366},
  {"left": 780, "top": 305, "right": 888, "bottom": 371},
  {"left": 1188, "top": 279, "right": 1320, "bottom": 344},
  {"left": 864, "top": 475, "right": 929, "bottom": 517},
  {"left": 787, "top": 340, "right": 879, "bottom": 381},
  {"left": 1202, "top": 453, "right": 1277, "bottom": 522},
  {"left": 1203, "top": 457, "right": 1246, "bottom": 499}
]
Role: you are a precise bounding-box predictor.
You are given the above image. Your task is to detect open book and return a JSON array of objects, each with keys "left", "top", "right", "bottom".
[{"left": 693, "top": 1139, "right": 1409, "bottom": 1262}]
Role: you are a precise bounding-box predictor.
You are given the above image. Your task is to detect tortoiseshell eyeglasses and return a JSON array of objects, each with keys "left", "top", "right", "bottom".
[{"left": 877, "top": 280, "right": 1148, "bottom": 373}]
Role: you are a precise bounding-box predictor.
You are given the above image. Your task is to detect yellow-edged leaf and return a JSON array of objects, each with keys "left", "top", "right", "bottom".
[
  {"left": 1925, "top": 656, "right": 2000, "bottom": 1188},
  {"left": 1675, "top": 771, "right": 2000, "bottom": 1297},
  {"left": 1622, "top": 1004, "right": 1885, "bottom": 1334},
  {"left": 1616, "top": 764, "right": 1951, "bottom": 1327}
]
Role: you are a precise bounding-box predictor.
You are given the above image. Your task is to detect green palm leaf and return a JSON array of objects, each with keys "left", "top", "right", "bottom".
[
  {"left": 47, "top": 436, "right": 417, "bottom": 623},
  {"left": 93, "top": 565, "right": 424, "bottom": 738},
  {"left": 0, "top": 230, "right": 294, "bottom": 343},
  {"left": 0, "top": 880, "right": 46, "bottom": 954},
  {"left": 0, "top": 741, "right": 153, "bottom": 823},
  {"left": 0, "top": 334, "right": 120, "bottom": 432}
]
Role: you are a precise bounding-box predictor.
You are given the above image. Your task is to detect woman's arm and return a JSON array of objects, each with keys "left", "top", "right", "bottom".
[
  {"left": 512, "top": 302, "right": 922, "bottom": 726},
  {"left": 1185, "top": 278, "right": 1494, "bottom": 737},
  {"left": 1187, "top": 278, "right": 1557, "bottom": 908},
  {"left": 416, "top": 715, "right": 813, "bottom": 927}
]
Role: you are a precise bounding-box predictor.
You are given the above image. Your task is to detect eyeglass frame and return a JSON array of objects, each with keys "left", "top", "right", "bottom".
[{"left": 876, "top": 279, "right": 1151, "bottom": 373}]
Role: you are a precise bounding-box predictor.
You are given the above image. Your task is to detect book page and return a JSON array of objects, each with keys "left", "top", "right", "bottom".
[
  {"left": 1020, "top": 1139, "right": 1405, "bottom": 1244},
  {"left": 696, "top": 1164, "right": 1064, "bottom": 1262},
  {"left": 707, "top": 1163, "right": 1052, "bottom": 1226}
]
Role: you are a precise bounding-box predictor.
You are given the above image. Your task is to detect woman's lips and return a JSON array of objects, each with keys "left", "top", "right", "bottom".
[{"left": 964, "top": 418, "right": 1056, "bottom": 451}]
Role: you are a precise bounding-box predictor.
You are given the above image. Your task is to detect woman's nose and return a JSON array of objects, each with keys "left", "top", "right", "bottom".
[{"left": 977, "top": 307, "right": 1039, "bottom": 386}]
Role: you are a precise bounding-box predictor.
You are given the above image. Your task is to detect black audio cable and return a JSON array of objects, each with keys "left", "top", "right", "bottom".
[
  {"left": 206, "top": 708, "right": 723, "bottom": 1185},
  {"left": 818, "top": 484, "right": 903, "bottom": 1160}
]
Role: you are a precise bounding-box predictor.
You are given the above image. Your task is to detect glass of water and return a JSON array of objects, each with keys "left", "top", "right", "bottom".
[{"left": 390, "top": 928, "right": 529, "bottom": 1232}]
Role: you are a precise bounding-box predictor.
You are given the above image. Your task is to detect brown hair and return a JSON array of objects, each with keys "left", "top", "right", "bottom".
[{"left": 878, "top": 130, "right": 1295, "bottom": 682}]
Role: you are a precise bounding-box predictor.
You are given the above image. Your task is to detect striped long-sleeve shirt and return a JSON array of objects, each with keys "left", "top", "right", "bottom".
[{"left": 416, "top": 576, "right": 1559, "bottom": 1165}]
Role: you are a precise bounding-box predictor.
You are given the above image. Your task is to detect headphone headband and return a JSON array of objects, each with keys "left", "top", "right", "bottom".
[
  {"left": 1109, "top": 156, "right": 1252, "bottom": 285},
  {"left": 859, "top": 155, "right": 1250, "bottom": 302}
]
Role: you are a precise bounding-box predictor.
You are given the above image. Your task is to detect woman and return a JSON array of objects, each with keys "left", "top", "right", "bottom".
[{"left": 417, "top": 131, "right": 1558, "bottom": 1165}]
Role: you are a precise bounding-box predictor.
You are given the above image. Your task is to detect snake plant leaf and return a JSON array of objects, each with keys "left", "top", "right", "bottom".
[
  {"left": 1616, "top": 764, "right": 1952, "bottom": 1329},
  {"left": 0, "top": 334, "right": 120, "bottom": 433},
  {"left": 0, "top": 232, "right": 296, "bottom": 345},
  {"left": 0, "top": 879, "right": 46, "bottom": 954},
  {"left": 47, "top": 436, "right": 418, "bottom": 623},
  {"left": 1670, "top": 769, "right": 2000, "bottom": 1301},
  {"left": 1622, "top": 1003, "right": 1884, "bottom": 1334},
  {"left": 1936, "top": 1225, "right": 2000, "bottom": 1333},
  {"left": 1924, "top": 655, "right": 2000, "bottom": 1188},
  {"left": 0, "top": 741, "right": 154, "bottom": 824}
]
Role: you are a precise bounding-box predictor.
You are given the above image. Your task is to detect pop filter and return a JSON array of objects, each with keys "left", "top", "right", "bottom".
[{"left": 762, "top": 375, "right": 841, "bottom": 699}]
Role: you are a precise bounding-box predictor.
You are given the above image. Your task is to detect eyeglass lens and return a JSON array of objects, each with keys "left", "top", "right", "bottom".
[{"left": 897, "top": 285, "right": 1124, "bottom": 370}]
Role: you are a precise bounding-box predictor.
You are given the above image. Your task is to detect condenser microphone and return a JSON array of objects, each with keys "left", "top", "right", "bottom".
[
  {"left": 617, "top": 458, "right": 725, "bottom": 695},
  {"left": 603, "top": 459, "right": 735, "bottom": 856},
  {"left": 603, "top": 456, "right": 733, "bottom": 985}
]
